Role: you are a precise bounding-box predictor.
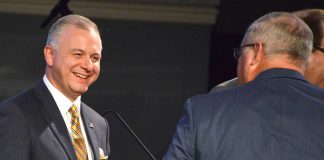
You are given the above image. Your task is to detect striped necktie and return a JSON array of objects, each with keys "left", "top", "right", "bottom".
[{"left": 69, "top": 104, "right": 88, "bottom": 160}]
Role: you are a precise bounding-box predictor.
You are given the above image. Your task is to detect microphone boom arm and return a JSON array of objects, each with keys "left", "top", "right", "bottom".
[{"left": 102, "top": 110, "right": 157, "bottom": 160}]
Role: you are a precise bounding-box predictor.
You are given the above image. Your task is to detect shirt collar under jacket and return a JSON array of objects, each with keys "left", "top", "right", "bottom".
[{"left": 43, "top": 75, "right": 81, "bottom": 117}]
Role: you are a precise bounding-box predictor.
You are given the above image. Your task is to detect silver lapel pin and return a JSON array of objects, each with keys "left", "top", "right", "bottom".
[{"left": 89, "top": 123, "right": 94, "bottom": 128}]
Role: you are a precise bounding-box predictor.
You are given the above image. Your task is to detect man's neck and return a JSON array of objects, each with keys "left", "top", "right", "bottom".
[{"left": 258, "top": 56, "right": 305, "bottom": 76}]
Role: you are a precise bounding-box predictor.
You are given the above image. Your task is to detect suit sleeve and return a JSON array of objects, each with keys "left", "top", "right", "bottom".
[
  {"left": 0, "top": 103, "right": 30, "bottom": 159},
  {"left": 163, "top": 99, "right": 196, "bottom": 160}
]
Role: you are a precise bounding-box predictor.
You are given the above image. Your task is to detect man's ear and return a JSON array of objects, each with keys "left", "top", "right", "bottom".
[
  {"left": 44, "top": 45, "right": 54, "bottom": 67},
  {"left": 250, "top": 42, "right": 264, "bottom": 66},
  {"left": 246, "top": 42, "right": 264, "bottom": 81}
]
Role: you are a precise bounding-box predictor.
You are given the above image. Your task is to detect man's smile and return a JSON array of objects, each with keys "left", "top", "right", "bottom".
[{"left": 73, "top": 72, "right": 90, "bottom": 79}]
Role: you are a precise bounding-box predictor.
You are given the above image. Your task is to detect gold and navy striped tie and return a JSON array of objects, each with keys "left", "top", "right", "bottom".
[{"left": 69, "top": 104, "right": 88, "bottom": 160}]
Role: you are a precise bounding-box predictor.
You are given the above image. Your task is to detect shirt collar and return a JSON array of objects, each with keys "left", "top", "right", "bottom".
[{"left": 43, "top": 75, "right": 81, "bottom": 116}]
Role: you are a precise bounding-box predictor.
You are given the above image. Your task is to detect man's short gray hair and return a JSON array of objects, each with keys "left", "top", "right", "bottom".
[
  {"left": 46, "top": 14, "right": 100, "bottom": 48},
  {"left": 242, "top": 12, "right": 313, "bottom": 66}
]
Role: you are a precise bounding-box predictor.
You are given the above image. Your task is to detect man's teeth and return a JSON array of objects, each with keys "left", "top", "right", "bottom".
[{"left": 74, "top": 73, "right": 89, "bottom": 79}]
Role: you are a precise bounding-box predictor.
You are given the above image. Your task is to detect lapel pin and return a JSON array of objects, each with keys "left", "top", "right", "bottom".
[{"left": 89, "top": 123, "right": 94, "bottom": 128}]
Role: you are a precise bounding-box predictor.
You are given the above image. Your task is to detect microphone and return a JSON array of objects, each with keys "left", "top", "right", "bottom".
[{"left": 102, "top": 110, "right": 157, "bottom": 160}]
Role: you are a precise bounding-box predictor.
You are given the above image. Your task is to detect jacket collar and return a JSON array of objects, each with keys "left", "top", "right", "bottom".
[
  {"left": 34, "top": 80, "right": 101, "bottom": 160},
  {"left": 255, "top": 68, "right": 307, "bottom": 83},
  {"left": 33, "top": 81, "right": 78, "bottom": 160},
  {"left": 81, "top": 106, "right": 100, "bottom": 160}
]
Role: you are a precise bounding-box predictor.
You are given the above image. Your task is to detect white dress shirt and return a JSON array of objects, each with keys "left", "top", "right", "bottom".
[{"left": 43, "top": 76, "right": 93, "bottom": 160}]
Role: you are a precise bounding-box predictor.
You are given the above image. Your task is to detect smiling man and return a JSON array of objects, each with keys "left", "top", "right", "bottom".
[
  {"left": 44, "top": 17, "right": 102, "bottom": 101},
  {"left": 0, "top": 15, "right": 110, "bottom": 160}
]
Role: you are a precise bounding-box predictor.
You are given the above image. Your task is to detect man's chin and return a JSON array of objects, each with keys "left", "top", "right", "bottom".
[{"left": 72, "top": 87, "right": 89, "bottom": 95}]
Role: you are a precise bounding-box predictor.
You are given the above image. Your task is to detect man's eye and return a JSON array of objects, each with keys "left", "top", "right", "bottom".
[
  {"left": 91, "top": 56, "right": 100, "bottom": 62},
  {"left": 74, "top": 53, "right": 82, "bottom": 57}
]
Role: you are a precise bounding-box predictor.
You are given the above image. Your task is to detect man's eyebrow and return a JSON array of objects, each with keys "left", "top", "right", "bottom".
[
  {"left": 70, "top": 48, "right": 101, "bottom": 56},
  {"left": 70, "top": 48, "right": 85, "bottom": 52}
]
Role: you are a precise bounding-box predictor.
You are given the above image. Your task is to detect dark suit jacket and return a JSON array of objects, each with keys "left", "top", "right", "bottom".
[
  {"left": 163, "top": 68, "right": 324, "bottom": 160},
  {"left": 0, "top": 80, "right": 110, "bottom": 160}
]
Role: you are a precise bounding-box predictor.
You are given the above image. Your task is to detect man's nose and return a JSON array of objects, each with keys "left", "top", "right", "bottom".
[{"left": 80, "top": 57, "right": 93, "bottom": 71}]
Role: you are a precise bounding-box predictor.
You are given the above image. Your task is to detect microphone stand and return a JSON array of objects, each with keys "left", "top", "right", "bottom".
[{"left": 102, "top": 110, "right": 157, "bottom": 160}]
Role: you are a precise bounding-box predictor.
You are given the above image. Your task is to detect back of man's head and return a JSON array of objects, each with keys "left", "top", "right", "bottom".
[{"left": 242, "top": 12, "right": 313, "bottom": 67}]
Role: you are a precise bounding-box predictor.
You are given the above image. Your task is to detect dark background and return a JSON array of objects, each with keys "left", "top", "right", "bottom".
[{"left": 0, "top": 0, "right": 323, "bottom": 159}]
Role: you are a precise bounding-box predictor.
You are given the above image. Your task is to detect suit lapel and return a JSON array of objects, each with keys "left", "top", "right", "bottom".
[
  {"left": 81, "top": 105, "right": 100, "bottom": 160},
  {"left": 34, "top": 81, "right": 77, "bottom": 160}
]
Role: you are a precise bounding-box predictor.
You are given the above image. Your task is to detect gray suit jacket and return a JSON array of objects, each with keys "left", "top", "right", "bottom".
[
  {"left": 164, "top": 68, "right": 324, "bottom": 160},
  {"left": 0, "top": 81, "right": 110, "bottom": 160},
  {"left": 210, "top": 77, "right": 239, "bottom": 92}
]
